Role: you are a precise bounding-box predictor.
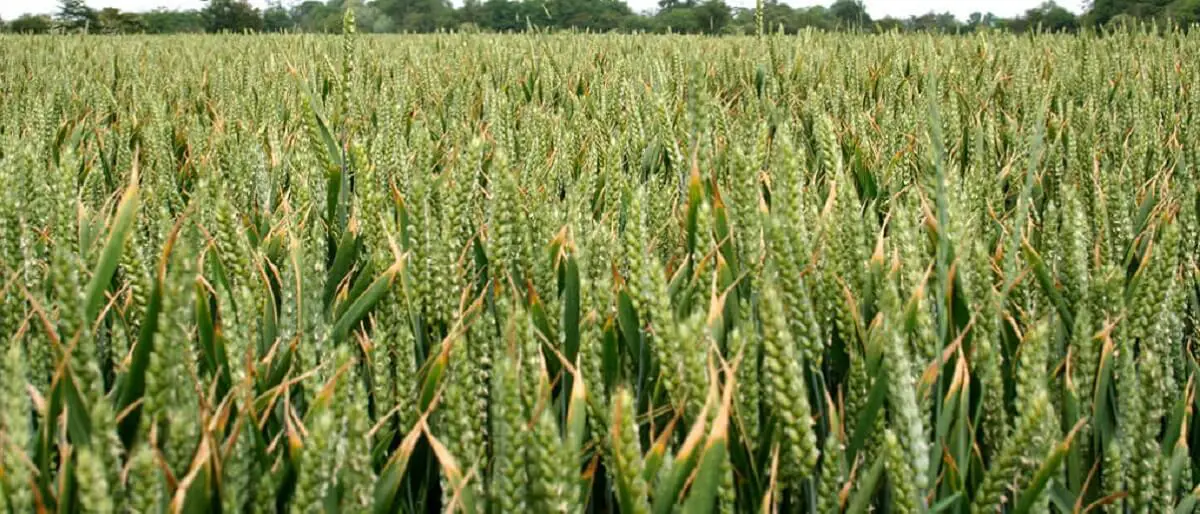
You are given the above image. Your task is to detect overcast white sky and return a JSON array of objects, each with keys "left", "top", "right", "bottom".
[{"left": 1, "top": 0, "right": 1086, "bottom": 21}]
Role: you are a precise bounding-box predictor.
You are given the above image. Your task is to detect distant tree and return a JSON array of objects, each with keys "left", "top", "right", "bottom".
[
  {"left": 0, "top": 0, "right": 1154, "bottom": 36},
  {"left": 830, "top": 0, "right": 870, "bottom": 29},
  {"left": 792, "top": 6, "right": 835, "bottom": 30},
  {"left": 622, "top": 12, "right": 654, "bottom": 31},
  {"left": 203, "top": 0, "right": 264, "bottom": 32},
  {"left": 1165, "top": 0, "right": 1200, "bottom": 25},
  {"left": 658, "top": 0, "right": 696, "bottom": 11},
  {"left": 1020, "top": 1, "right": 1079, "bottom": 31},
  {"left": 965, "top": 11, "right": 1000, "bottom": 31},
  {"left": 874, "top": 16, "right": 904, "bottom": 32},
  {"left": 1104, "top": 12, "right": 1140, "bottom": 27},
  {"left": 289, "top": 0, "right": 388, "bottom": 33},
  {"left": 459, "top": 0, "right": 483, "bottom": 25},
  {"left": 143, "top": 8, "right": 206, "bottom": 33},
  {"left": 290, "top": 1, "right": 339, "bottom": 32},
  {"left": 735, "top": 0, "right": 802, "bottom": 34},
  {"left": 353, "top": 3, "right": 394, "bottom": 32},
  {"left": 9, "top": 14, "right": 54, "bottom": 33},
  {"left": 653, "top": 4, "right": 700, "bottom": 32},
  {"left": 371, "top": 12, "right": 397, "bottom": 32},
  {"left": 546, "top": 0, "right": 633, "bottom": 31},
  {"left": 757, "top": 0, "right": 795, "bottom": 33},
  {"left": 693, "top": 0, "right": 731, "bottom": 33},
  {"left": 263, "top": 1, "right": 294, "bottom": 31},
  {"left": 479, "top": 0, "right": 521, "bottom": 31},
  {"left": 96, "top": 7, "right": 122, "bottom": 32},
  {"left": 96, "top": 7, "right": 147, "bottom": 33},
  {"left": 967, "top": 11, "right": 983, "bottom": 29},
  {"left": 478, "top": 0, "right": 548, "bottom": 31},
  {"left": 935, "top": 11, "right": 960, "bottom": 31},
  {"left": 652, "top": 0, "right": 727, "bottom": 33},
  {"left": 1085, "top": 0, "right": 1171, "bottom": 25},
  {"left": 58, "top": 0, "right": 98, "bottom": 31},
  {"left": 907, "top": 11, "right": 960, "bottom": 32},
  {"left": 375, "top": 0, "right": 456, "bottom": 32}
]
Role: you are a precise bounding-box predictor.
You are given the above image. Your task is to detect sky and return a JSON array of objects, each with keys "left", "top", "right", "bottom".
[{"left": 0, "top": 0, "right": 1086, "bottom": 22}]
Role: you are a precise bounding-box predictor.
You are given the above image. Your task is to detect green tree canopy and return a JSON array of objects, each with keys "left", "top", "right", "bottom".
[
  {"left": 203, "top": 0, "right": 264, "bottom": 32},
  {"left": 57, "top": 0, "right": 97, "bottom": 31},
  {"left": 545, "top": 0, "right": 634, "bottom": 31},
  {"left": 263, "top": 1, "right": 293, "bottom": 31},
  {"left": 1019, "top": 1, "right": 1079, "bottom": 31},
  {"left": 375, "top": 0, "right": 456, "bottom": 32},
  {"left": 4, "top": 0, "right": 1197, "bottom": 36},
  {"left": 9, "top": 14, "right": 53, "bottom": 33},
  {"left": 96, "top": 7, "right": 146, "bottom": 33},
  {"left": 143, "top": 8, "right": 206, "bottom": 33},
  {"left": 830, "top": 0, "right": 870, "bottom": 28}
]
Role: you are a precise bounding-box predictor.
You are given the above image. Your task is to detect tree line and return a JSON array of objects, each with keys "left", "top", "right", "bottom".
[{"left": 0, "top": 0, "right": 1195, "bottom": 35}]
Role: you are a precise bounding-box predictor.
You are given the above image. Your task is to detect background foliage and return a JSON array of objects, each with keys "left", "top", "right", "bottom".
[{"left": 0, "top": 0, "right": 1194, "bottom": 35}]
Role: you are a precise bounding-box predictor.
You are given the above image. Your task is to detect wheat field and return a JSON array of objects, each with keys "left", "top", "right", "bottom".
[{"left": 0, "top": 23, "right": 1198, "bottom": 514}]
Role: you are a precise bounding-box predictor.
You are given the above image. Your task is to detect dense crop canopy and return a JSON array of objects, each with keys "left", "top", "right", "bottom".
[{"left": 0, "top": 26, "right": 1199, "bottom": 513}]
